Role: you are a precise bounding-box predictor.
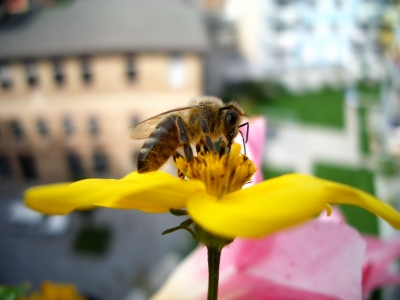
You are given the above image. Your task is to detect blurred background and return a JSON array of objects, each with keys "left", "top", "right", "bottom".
[{"left": 0, "top": 0, "right": 400, "bottom": 299}]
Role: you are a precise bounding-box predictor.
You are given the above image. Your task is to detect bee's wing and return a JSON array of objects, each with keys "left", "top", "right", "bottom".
[
  {"left": 130, "top": 104, "right": 205, "bottom": 140},
  {"left": 129, "top": 116, "right": 163, "bottom": 139}
]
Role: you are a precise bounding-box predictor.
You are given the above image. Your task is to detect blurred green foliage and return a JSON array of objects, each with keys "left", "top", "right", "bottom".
[
  {"left": 358, "top": 106, "right": 371, "bottom": 155},
  {"left": 314, "top": 162, "right": 378, "bottom": 235},
  {"left": 0, "top": 283, "right": 30, "bottom": 300},
  {"left": 262, "top": 166, "right": 294, "bottom": 180},
  {"left": 378, "top": 154, "right": 400, "bottom": 176},
  {"left": 73, "top": 225, "right": 112, "bottom": 255},
  {"left": 222, "top": 81, "right": 345, "bottom": 129}
]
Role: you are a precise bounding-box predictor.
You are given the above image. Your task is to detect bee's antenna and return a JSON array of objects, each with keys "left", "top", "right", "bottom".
[
  {"left": 238, "top": 122, "right": 249, "bottom": 155},
  {"left": 239, "top": 130, "right": 247, "bottom": 155},
  {"left": 239, "top": 122, "right": 249, "bottom": 143},
  {"left": 219, "top": 105, "right": 248, "bottom": 117}
]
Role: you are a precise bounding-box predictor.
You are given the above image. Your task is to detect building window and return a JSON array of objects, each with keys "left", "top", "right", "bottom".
[
  {"left": 273, "top": 22, "right": 286, "bottom": 32},
  {"left": 275, "top": 0, "right": 291, "bottom": 6},
  {"left": 10, "top": 120, "right": 24, "bottom": 139},
  {"left": 37, "top": 119, "right": 49, "bottom": 137},
  {"left": 0, "top": 155, "right": 13, "bottom": 179},
  {"left": 63, "top": 117, "right": 73, "bottom": 136},
  {"left": 93, "top": 151, "right": 108, "bottom": 173},
  {"left": 168, "top": 54, "right": 186, "bottom": 89},
  {"left": 0, "top": 62, "right": 12, "bottom": 89},
  {"left": 89, "top": 117, "right": 99, "bottom": 137},
  {"left": 304, "top": 22, "right": 313, "bottom": 33},
  {"left": 25, "top": 60, "right": 39, "bottom": 87},
  {"left": 53, "top": 58, "right": 65, "bottom": 86},
  {"left": 66, "top": 152, "right": 85, "bottom": 181},
  {"left": 308, "top": 0, "right": 316, "bottom": 7},
  {"left": 331, "top": 22, "right": 338, "bottom": 33},
  {"left": 81, "top": 57, "right": 93, "bottom": 84},
  {"left": 127, "top": 54, "right": 137, "bottom": 81},
  {"left": 18, "top": 154, "right": 38, "bottom": 180}
]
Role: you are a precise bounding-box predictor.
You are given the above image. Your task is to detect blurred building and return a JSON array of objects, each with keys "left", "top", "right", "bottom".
[
  {"left": 0, "top": 0, "right": 208, "bottom": 184},
  {"left": 231, "top": 0, "right": 362, "bottom": 90},
  {"left": 199, "top": 0, "right": 252, "bottom": 95},
  {"left": 201, "top": 0, "right": 395, "bottom": 92},
  {"left": 0, "top": 1, "right": 208, "bottom": 299},
  {"left": 352, "top": 0, "right": 387, "bottom": 82}
]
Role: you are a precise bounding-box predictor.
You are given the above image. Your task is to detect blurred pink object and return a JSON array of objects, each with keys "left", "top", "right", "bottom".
[
  {"left": 151, "top": 215, "right": 400, "bottom": 300},
  {"left": 322, "top": 207, "right": 400, "bottom": 299},
  {"left": 362, "top": 234, "right": 400, "bottom": 299},
  {"left": 152, "top": 219, "right": 364, "bottom": 300},
  {"left": 238, "top": 116, "right": 266, "bottom": 185}
]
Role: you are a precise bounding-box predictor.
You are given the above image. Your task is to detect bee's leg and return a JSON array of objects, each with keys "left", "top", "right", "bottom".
[
  {"left": 173, "top": 151, "right": 183, "bottom": 162},
  {"left": 200, "top": 139, "right": 210, "bottom": 153},
  {"left": 195, "top": 143, "right": 202, "bottom": 154},
  {"left": 219, "top": 141, "right": 227, "bottom": 157},
  {"left": 175, "top": 116, "right": 194, "bottom": 162},
  {"left": 172, "top": 152, "right": 185, "bottom": 179},
  {"left": 199, "top": 118, "right": 216, "bottom": 153},
  {"left": 196, "top": 139, "right": 210, "bottom": 153}
]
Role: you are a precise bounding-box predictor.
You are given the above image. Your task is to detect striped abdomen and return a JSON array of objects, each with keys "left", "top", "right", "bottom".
[{"left": 137, "top": 116, "right": 181, "bottom": 173}]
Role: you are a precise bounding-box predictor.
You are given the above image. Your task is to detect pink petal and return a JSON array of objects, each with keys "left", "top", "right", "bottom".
[
  {"left": 318, "top": 207, "right": 400, "bottom": 298},
  {"left": 150, "top": 247, "right": 209, "bottom": 300},
  {"left": 152, "top": 220, "right": 365, "bottom": 300},
  {"left": 218, "top": 275, "right": 338, "bottom": 300},
  {"left": 362, "top": 235, "right": 400, "bottom": 298},
  {"left": 219, "top": 220, "right": 365, "bottom": 300},
  {"left": 318, "top": 206, "right": 346, "bottom": 223},
  {"left": 241, "top": 116, "right": 267, "bottom": 185}
]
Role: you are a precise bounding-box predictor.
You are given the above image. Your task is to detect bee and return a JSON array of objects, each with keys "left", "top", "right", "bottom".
[{"left": 130, "top": 96, "right": 249, "bottom": 173}]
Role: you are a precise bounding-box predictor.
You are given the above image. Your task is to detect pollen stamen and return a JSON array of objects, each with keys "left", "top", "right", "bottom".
[{"left": 175, "top": 143, "right": 256, "bottom": 197}]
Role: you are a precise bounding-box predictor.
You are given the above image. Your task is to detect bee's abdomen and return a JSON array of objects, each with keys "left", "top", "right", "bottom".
[{"left": 137, "top": 116, "right": 181, "bottom": 173}]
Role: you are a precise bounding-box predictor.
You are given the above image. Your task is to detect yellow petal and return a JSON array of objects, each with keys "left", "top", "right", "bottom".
[
  {"left": 187, "top": 173, "right": 400, "bottom": 239},
  {"left": 318, "top": 178, "right": 400, "bottom": 230},
  {"left": 25, "top": 172, "right": 205, "bottom": 215}
]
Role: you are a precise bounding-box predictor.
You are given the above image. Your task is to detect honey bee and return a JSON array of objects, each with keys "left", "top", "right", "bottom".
[{"left": 130, "top": 96, "right": 248, "bottom": 173}]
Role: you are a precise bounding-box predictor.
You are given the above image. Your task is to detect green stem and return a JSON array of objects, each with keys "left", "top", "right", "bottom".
[{"left": 207, "top": 246, "right": 221, "bottom": 300}]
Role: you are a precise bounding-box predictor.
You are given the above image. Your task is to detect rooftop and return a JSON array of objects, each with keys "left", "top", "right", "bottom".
[{"left": 0, "top": 0, "right": 209, "bottom": 60}]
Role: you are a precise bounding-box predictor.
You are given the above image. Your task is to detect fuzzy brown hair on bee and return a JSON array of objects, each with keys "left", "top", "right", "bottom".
[{"left": 130, "top": 96, "right": 248, "bottom": 173}]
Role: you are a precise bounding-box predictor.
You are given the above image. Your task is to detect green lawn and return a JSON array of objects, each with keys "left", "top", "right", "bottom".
[
  {"left": 223, "top": 83, "right": 346, "bottom": 129},
  {"left": 223, "top": 80, "right": 382, "bottom": 131},
  {"left": 262, "top": 166, "right": 294, "bottom": 180},
  {"left": 262, "top": 87, "right": 345, "bottom": 129},
  {"left": 314, "top": 162, "right": 378, "bottom": 235}
]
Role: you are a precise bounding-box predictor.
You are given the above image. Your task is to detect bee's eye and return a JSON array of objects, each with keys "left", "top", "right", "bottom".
[{"left": 226, "top": 110, "right": 238, "bottom": 126}]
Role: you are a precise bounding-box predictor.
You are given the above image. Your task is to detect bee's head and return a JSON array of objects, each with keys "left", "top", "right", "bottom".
[{"left": 220, "top": 103, "right": 247, "bottom": 147}]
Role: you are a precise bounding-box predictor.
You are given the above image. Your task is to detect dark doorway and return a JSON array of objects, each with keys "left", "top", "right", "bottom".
[
  {"left": 0, "top": 155, "right": 13, "bottom": 179},
  {"left": 18, "top": 155, "right": 38, "bottom": 180},
  {"left": 67, "top": 152, "right": 85, "bottom": 181}
]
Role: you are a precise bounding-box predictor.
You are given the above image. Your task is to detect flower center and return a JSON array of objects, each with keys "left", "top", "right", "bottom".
[{"left": 174, "top": 143, "right": 256, "bottom": 197}]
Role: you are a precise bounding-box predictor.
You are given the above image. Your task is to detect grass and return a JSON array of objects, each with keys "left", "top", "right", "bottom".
[
  {"left": 223, "top": 82, "right": 345, "bottom": 129},
  {"left": 262, "top": 166, "right": 294, "bottom": 180},
  {"left": 261, "top": 87, "right": 345, "bottom": 129},
  {"left": 314, "top": 162, "right": 378, "bottom": 235}
]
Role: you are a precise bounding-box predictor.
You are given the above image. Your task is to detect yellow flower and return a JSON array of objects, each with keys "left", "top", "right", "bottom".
[
  {"left": 25, "top": 144, "right": 400, "bottom": 239},
  {"left": 19, "top": 281, "right": 86, "bottom": 300}
]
